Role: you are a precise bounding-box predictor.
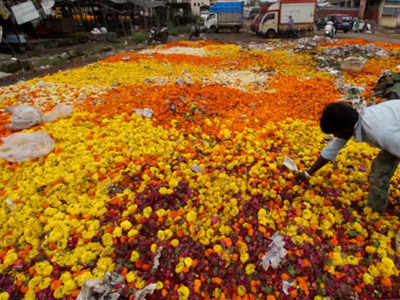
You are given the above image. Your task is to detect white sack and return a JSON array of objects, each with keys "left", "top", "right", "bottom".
[
  {"left": 0, "top": 131, "right": 54, "bottom": 162},
  {"left": 5, "top": 104, "right": 43, "bottom": 130},
  {"left": 43, "top": 104, "right": 73, "bottom": 123}
]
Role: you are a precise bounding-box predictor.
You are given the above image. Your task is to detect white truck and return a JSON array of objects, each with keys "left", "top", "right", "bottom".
[
  {"left": 204, "top": 2, "right": 244, "bottom": 33},
  {"left": 258, "top": 0, "right": 316, "bottom": 38}
]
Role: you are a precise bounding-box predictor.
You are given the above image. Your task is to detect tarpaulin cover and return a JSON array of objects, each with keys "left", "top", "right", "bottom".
[{"left": 209, "top": 1, "right": 243, "bottom": 13}]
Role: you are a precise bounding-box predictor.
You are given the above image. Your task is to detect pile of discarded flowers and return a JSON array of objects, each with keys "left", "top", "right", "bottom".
[{"left": 0, "top": 38, "right": 400, "bottom": 299}]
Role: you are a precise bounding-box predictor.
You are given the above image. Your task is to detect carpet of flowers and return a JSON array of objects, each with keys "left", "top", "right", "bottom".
[{"left": 0, "top": 38, "right": 400, "bottom": 300}]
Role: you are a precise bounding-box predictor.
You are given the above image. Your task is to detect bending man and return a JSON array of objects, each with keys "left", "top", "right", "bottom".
[{"left": 297, "top": 101, "right": 400, "bottom": 214}]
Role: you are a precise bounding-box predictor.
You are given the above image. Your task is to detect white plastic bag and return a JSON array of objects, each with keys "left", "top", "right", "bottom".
[
  {"left": 282, "top": 280, "right": 294, "bottom": 295},
  {"left": 43, "top": 104, "right": 74, "bottom": 123},
  {"left": 283, "top": 156, "right": 298, "bottom": 171},
  {"left": 0, "top": 131, "right": 54, "bottom": 162},
  {"left": 261, "top": 232, "right": 288, "bottom": 271},
  {"left": 5, "top": 104, "right": 43, "bottom": 130},
  {"left": 133, "top": 108, "right": 154, "bottom": 118},
  {"left": 134, "top": 283, "right": 157, "bottom": 300},
  {"left": 77, "top": 272, "right": 125, "bottom": 300}
]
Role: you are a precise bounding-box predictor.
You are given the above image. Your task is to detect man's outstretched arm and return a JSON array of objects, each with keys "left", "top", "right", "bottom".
[{"left": 296, "top": 155, "right": 330, "bottom": 182}]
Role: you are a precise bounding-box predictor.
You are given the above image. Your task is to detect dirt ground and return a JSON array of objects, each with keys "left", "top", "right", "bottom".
[
  {"left": 0, "top": 29, "right": 399, "bottom": 88},
  {"left": 206, "top": 29, "right": 400, "bottom": 43}
]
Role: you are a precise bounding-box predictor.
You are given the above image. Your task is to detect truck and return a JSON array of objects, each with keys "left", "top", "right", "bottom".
[
  {"left": 255, "top": 0, "right": 316, "bottom": 38},
  {"left": 204, "top": 2, "right": 244, "bottom": 33}
]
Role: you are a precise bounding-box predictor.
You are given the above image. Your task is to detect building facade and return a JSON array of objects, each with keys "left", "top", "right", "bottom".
[
  {"left": 380, "top": 0, "right": 400, "bottom": 27},
  {"left": 324, "top": 0, "right": 400, "bottom": 27}
]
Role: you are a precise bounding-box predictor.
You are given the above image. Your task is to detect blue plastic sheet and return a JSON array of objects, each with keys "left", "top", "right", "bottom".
[{"left": 209, "top": 1, "right": 243, "bottom": 13}]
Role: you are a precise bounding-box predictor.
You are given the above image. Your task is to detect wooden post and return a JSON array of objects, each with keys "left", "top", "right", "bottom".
[{"left": 359, "top": 0, "right": 367, "bottom": 19}]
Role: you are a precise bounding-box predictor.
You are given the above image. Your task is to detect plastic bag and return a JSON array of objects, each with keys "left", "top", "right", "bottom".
[
  {"left": 152, "top": 247, "right": 163, "bottom": 271},
  {"left": 283, "top": 156, "right": 298, "bottom": 171},
  {"left": 77, "top": 272, "right": 125, "bottom": 300},
  {"left": 261, "top": 232, "right": 288, "bottom": 271},
  {"left": 5, "top": 104, "right": 43, "bottom": 130},
  {"left": 133, "top": 108, "right": 154, "bottom": 118},
  {"left": 6, "top": 104, "right": 73, "bottom": 130},
  {"left": 282, "top": 280, "right": 294, "bottom": 295},
  {"left": 43, "top": 104, "right": 74, "bottom": 123},
  {"left": 5, "top": 198, "right": 16, "bottom": 210},
  {"left": 0, "top": 131, "right": 54, "bottom": 162},
  {"left": 134, "top": 284, "right": 157, "bottom": 300}
]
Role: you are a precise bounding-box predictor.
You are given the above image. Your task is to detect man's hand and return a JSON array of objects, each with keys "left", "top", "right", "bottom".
[{"left": 295, "top": 171, "right": 311, "bottom": 183}]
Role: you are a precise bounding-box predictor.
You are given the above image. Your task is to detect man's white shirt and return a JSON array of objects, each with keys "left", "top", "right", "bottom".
[{"left": 321, "top": 100, "right": 400, "bottom": 160}]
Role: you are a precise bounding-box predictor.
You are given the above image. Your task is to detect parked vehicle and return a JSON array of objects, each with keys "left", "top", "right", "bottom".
[
  {"left": 200, "top": 5, "right": 210, "bottom": 23},
  {"left": 244, "top": 7, "right": 260, "bottom": 19},
  {"left": 324, "top": 20, "right": 336, "bottom": 38},
  {"left": 200, "top": 11, "right": 210, "bottom": 23},
  {"left": 250, "top": 13, "right": 264, "bottom": 34},
  {"left": 204, "top": 2, "right": 243, "bottom": 33},
  {"left": 325, "top": 14, "right": 352, "bottom": 32},
  {"left": 249, "top": 8, "right": 260, "bottom": 20},
  {"left": 250, "top": 2, "right": 275, "bottom": 34},
  {"left": 257, "top": 0, "right": 316, "bottom": 38},
  {"left": 148, "top": 25, "right": 168, "bottom": 44}
]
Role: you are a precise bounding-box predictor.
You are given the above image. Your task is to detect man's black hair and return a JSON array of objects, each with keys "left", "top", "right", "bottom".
[{"left": 320, "top": 102, "right": 359, "bottom": 134}]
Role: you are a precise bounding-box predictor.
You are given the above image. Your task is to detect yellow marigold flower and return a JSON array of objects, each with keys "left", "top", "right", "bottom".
[
  {"left": 183, "top": 257, "right": 193, "bottom": 268},
  {"left": 126, "top": 271, "right": 137, "bottom": 283},
  {"left": 130, "top": 250, "right": 140, "bottom": 262},
  {"left": 75, "top": 271, "right": 93, "bottom": 287},
  {"left": 120, "top": 220, "right": 132, "bottom": 231},
  {"left": 156, "top": 281, "right": 164, "bottom": 290},
  {"left": 164, "top": 229, "right": 173, "bottom": 239},
  {"left": 175, "top": 262, "right": 184, "bottom": 273},
  {"left": 157, "top": 230, "right": 165, "bottom": 241},
  {"left": 365, "top": 246, "right": 376, "bottom": 254},
  {"left": 3, "top": 251, "right": 17, "bottom": 267},
  {"left": 368, "top": 265, "right": 379, "bottom": 277},
  {"left": 186, "top": 211, "right": 197, "bottom": 222},
  {"left": 101, "top": 233, "right": 113, "bottom": 247},
  {"left": 0, "top": 292, "right": 9, "bottom": 300},
  {"left": 240, "top": 252, "right": 249, "bottom": 263},
  {"left": 59, "top": 272, "right": 71, "bottom": 283},
  {"left": 113, "top": 227, "right": 122, "bottom": 238},
  {"left": 143, "top": 206, "right": 153, "bottom": 218},
  {"left": 213, "top": 288, "right": 221, "bottom": 298},
  {"left": 156, "top": 209, "right": 166, "bottom": 217},
  {"left": 213, "top": 244, "right": 223, "bottom": 254},
  {"left": 127, "top": 229, "right": 139, "bottom": 238},
  {"left": 178, "top": 285, "right": 190, "bottom": 300},
  {"left": 245, "top": 263, "right": 256, "bottom": 275},
  {"left": 363, "top": 273, "right": 374, "bottom": 285},
  {"left": 237, "top": 285, "right": 246, "bottom": 296},
  {"left": 34, "top": 261, "right": 53, "bottom": 276},
  {"left": 53, "top": 287, "right": 64, "bottom": 299},
  {"left": 170, "top": 239, "right": 179, "bottom": 247},
  {"left": 159, "top": 187, "right": 168, "bottom": 195},
  {"left": 28, "top": 276, "right": 42, "bottom": 290},
  {"left": 64, "top": 279, "right": 77, "bottom": 294},
  {"left": 23, "top": 289, "right": 36, "bottom": 300},
  {"left": 314, "top": 296, "right": 329, "bottom": 300}
]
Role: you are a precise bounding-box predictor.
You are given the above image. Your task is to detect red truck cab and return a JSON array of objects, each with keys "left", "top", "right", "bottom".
[{"left": 250, "top": 3, "right": 274, "bottom": 34}]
